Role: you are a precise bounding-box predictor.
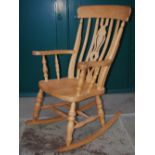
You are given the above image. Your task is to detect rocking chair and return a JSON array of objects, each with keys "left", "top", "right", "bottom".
[{"left": 26, "top": 5, "right": 131, "bottom": 152}]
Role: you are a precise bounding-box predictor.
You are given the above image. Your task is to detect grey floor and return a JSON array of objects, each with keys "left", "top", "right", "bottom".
[{"left": 19, "top": 93, "right": 135, "bottom": 155}]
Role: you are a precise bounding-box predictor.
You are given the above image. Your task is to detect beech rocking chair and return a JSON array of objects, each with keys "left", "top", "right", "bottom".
[{"left": 26, "top": 5, "right": 131, "bottom": 152}]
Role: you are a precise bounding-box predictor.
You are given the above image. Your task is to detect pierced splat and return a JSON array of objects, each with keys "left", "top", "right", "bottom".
[
  {"left": 84, "top": 18, "right": 110, "bottom": 82},
  {"left": 89, "top": 18, "right": 109, "bottom": 61},
  {"left": 86, "top": 67, "right": 96, "bottom": 82}
]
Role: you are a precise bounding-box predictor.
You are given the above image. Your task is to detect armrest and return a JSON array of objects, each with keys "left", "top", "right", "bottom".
[
  {"left": 76, "top": 59, "right": 112, "bottom": 95},
  {"left": 77, "top": 59, "right": 112, "bottom": 70},
  {"left": 32, "top": 50, "right": 74, "bottom": 56},
  {"left": 32, "top": 50, "right": 74, "bottom": 81}
]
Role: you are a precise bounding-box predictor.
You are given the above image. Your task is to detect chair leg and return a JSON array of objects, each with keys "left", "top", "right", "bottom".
[
  {"left": 96, "top": 95, "right": 105, "bottom": 126},
  {"left": 66, "top": 102, "right": 76, "bottom": 146},
  {"left": 33, "top": 89, "right": 44, "bottom": 120}
]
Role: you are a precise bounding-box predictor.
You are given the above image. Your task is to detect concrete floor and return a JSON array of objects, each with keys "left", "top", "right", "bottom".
[{"left": 19, "top": 93, "right": 135, "bottom": 155}]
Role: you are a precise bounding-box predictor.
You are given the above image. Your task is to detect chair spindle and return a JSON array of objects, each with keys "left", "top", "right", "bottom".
[
  {"left": 42, "top": 56, "right": 48, "bottom": 81},
  {"left": 86, "top": 18, "right": 99, "bottom": 61},
  {"left": 55, "top": 54, "right": 60, "bottom": 80},
  {"left": 87, "top": 67, "right": 100, "bottom": 93},
  {"left": 77, "top": 68, "right": 86, "bottom": 96},
  {"left": 99, "top": 19, "right": 114, "bottom": 60}
]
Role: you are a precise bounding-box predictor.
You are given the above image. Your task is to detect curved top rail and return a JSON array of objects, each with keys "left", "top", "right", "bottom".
[{"left": 77, "top": 5, "right": 131, "bottom": 21}]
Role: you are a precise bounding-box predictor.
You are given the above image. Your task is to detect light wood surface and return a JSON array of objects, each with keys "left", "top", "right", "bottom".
[
  {"left": 26, "top": 116, "right": 65, "bottom": 125},
  {"left": 77, "top": 60, "right": 112, "bottom": 70},
  {"left": 54, "top": 54, "right": 60, "bottom": 80},
  {"left": 66, "top": 102, "right": 76, "bottom": 146},
  {"left": 98, "top": 21, "right": 126, "bottom": 89},
  {"left": 63, "top": 103, "right": 89, "bottom": 118},
  {"left": 32, "top": 50, "right": 73, "bottom": 56},
  {"left": 77, "top": 5, "right": 131, "bottom": 21},
  {"left": 86, "top": 18, "right": 99, "bottom": 61},
  {"left": 96, "top": 95, "right": 105, "bottom": 126},
  {"left": 50, "top": 105, "right": 78, "bottom": 124},
  {"left": 77, "top": 68, "right": 86, "bottom": 96},
  {"left": 78, "top": 18, "right": 91, "bottom": 63},
  {"left": 68, "top": 19, "right": 83, "bottom": 78},
  {"left": 26, "top": 5, "right": 131, "bottom": 152},
  {"left": 39, "top": 78, "right": 104, "bottom": 102},
  {"left": 74, "top": 115, "right": 98, "bottom": 129},
  {"left": 99, "top": 19, "right": 114, "bottom": 60},
  {"left": 33, "top": 89, "right": 43, "bottom": 120},
  {"left": 42, "top": 56, "right": 48, "bottom": 81},
  {"left": 57, "top": 112, "right": 121, "bottom": 152},
  {"left": 77, "top": 18, "right": 91, "bottom": 78}
]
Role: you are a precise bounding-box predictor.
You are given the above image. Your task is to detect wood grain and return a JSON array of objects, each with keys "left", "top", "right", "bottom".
[
  {"left": 33, "top": 89, "right": 43, "bottom": 120},
  {"left": 74, "top": 115, "right": 98, "bottom": 129},
  {"left": 32, "top": 50, "right": 73, "bottom": 56},
  {"left": 66, "top": 102, "right": 76, "bottom": 146},
  {"left": 68, "top": 19, "right": 83, "bottom": 78},
  {"left": 39, "top": 78, "right": 104, "bottom": 102},
  {"left": 96, "top": 95, "right": 105, "bottom": 126},
  {"left": 57, "top": 112, "right": 121, "bottom": 152},
  {"left": 55, "top": 54, "right": 60, "bottom": 80},
  {"left": 42, "top": 56, "right": 48, "bottom": 81},
  {"left": 27, "top": 5, "right": 131, "bottom": 151},
  {"left": 77, "top": 5, "right": 131, "bottom": 21}
]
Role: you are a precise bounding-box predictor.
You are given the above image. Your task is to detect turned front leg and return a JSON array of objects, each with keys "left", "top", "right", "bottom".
[
  {"left": 66, "top": 102, "right": 76, "bottom": 146},
  {"left": 33, "top": 89, "right": 43, "bottom": 120},
  {"left": 96, "top": 95, "right": 105, "bottom": 126}
]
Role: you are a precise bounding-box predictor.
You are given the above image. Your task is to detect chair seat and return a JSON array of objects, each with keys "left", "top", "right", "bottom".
[{"left": 39, "top": 78, "right": 104, "bottom": 102}]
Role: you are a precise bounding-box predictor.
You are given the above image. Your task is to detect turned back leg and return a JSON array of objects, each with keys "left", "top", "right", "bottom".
[
  {"left": 96, "top": 95, "right": 105, "bottom": 126},
  {"left": 33, "top": 89, "right": 44, "bottom": 120}
]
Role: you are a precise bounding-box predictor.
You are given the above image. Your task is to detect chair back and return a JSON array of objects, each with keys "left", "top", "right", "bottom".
[{"left": 68, "top": 5, "right": 131, "bottom": 90}]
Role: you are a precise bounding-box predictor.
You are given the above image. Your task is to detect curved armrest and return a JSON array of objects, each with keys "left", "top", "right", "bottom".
[
  {"left": 32, "top": 50, "right": 74, "bottom": 81},
  {"left": 32, "top": 50, "right": 74, "bottom": 56},
  {"left": 77, "top": 59, "right": 112, "bottom": 70}
]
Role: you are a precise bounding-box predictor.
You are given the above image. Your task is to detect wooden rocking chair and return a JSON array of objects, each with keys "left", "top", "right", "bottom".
[{"left": 26, "top": 5, "right": 131, "bottom": 152}]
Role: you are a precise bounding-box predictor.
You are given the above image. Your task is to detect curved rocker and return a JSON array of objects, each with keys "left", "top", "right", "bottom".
[{"left": 57, "top": 112, "right": 121, "bottom": 152}]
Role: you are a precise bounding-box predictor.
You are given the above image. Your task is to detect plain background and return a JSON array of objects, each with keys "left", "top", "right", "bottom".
[{"left": 0, "top": 0, "right": 155, "bottom": 155}]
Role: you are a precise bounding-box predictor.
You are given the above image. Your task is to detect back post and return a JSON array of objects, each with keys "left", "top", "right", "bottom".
[{"left": 68, "top": 19, "right": 83, "bottom": 78}]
